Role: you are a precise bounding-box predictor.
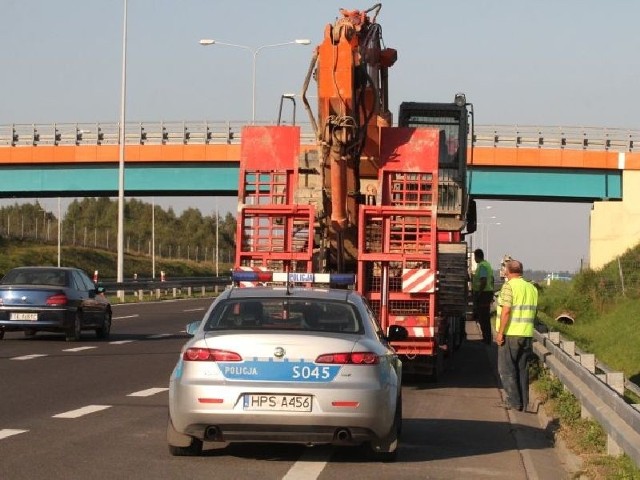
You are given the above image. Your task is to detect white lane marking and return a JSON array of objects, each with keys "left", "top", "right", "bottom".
[
  {"left": 147, "top": 333, "right": 171, "bottom": 339},
  {"left": 127, "top": 387, "right": 169, "bottom": 397},
  {"left": 113, "top": 314, "right": 139, "bottom": 320},
  {"left": 11, "top": 354, "right": 48, "bottom": 361},
  {"left": 183, "top": 308, "right": 205, "bottom": 312},
  {"left": 110, "top": 340, "right": 135, "bottom": 345},
  {"left": 53, "top": 405, "right": 111, "bottom": 419},
  {"left": 282, "top": 447, "right": 331, "bottom": 480},
  {"left": 0, "top": 429, "right": 29, "bottom": 440},
  {"left": 62, "top": 346, "right": 97, "bottom": 352}
]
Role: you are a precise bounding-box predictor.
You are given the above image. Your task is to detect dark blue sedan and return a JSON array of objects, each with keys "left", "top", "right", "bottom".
[{"left": 0, "top": 267, "right": 111, "bottom": 341}]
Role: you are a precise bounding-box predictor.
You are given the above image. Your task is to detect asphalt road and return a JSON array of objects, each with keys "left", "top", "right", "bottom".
[{"left": 0, "top": 298, "right": 570, "bottom": 479}]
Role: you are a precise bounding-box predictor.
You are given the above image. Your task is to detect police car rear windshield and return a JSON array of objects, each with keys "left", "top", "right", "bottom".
[{"left": 204, "top": 299, "right": 362, "bottom": 334}]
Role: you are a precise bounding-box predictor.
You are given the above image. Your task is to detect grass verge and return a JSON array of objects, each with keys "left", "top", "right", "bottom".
[{"left": 530, "top": 361, "right": 640, "bottom": 479}]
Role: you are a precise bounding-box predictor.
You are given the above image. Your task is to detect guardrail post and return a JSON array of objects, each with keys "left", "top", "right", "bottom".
[
  {"left": 606, "top": 372, "right": 625, "bottom": 396},
  {"left": 138, "top": 289, "right": 144, "bottom": 301},
  {"left": 561, "top": 340, "right": 575, "bottom": 357},
  {"left": 549, "top": 331, "right": 560, "bottom": 345},
  {"left": 187, "top": 286, "right": 192, "bottom": 297},
  {"left": 155, "top": 288, "right": 161, "bottom": 300},
  {"left": 201, "top": 286, "right": 206, "bottom": 296},
  {"left": 172, "top": 287, "right": 177, "bottom": 298},
  {"left": 580, "top": 353, "right": 596, "bottom": 374}
]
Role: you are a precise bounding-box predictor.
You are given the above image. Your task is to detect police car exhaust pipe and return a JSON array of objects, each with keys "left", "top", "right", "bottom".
[
  {"left": 204, "top": 425, "right": 220, "bottom": 441},
  {"left": 335, "top": 428, "right": 351, "bottom": 442}
]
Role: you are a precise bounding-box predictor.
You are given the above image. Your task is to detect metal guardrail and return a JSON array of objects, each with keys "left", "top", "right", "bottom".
[
  {"left": 1, "top": 121, "right": 639, "bottom": 152},
  {"left": 100, "top": 276, "right": 232, "bottom": 300},
  {"left": 534, "top": 329, "right": 640, "bottom": 466}
]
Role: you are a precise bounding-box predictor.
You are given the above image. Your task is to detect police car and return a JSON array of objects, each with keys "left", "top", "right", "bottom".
[{"left": 167, "top": 272, "right": 404, "bottom": 461}]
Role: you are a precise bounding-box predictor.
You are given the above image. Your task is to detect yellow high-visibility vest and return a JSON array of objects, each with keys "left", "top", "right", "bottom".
[{"left": 496, "top": 277, "right": 538, "bottom": 337}]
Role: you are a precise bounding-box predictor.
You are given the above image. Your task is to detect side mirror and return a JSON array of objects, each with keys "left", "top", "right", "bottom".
[
  {"left": 96, "top": 285, "right": 106, "bottom": 295},
  {"left": 387, "top": 325, "right": 408, "bottom": 342},
  {"left": 185, "top": 321, "right": 201, "bottom": 337}
]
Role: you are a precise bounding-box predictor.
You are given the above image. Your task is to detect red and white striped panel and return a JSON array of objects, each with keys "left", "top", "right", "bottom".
[
  {"left": 402, "top": 268, "right": 435, "bottom": 293},
  {"left": 405, "top": 326, "right": 436, "bottom": 338},
  {"left": 237, "top": 266, "right": 268, "bottom": 288}
]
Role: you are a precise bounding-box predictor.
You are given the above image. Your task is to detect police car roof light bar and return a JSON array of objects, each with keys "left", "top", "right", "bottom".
[{"left": 231, "top": 271, "right": 356, "bottom": 286}]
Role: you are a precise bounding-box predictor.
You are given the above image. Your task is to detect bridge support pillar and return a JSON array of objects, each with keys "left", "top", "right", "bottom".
[{"left": 591, "top": 170, "right": 640, "bottom": 269}]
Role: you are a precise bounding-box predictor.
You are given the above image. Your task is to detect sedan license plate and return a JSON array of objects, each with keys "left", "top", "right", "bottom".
[
  {"left": 10, "top": 313, "right": 38, "bottom": 321},
  {"left": 243, "top": 394, "right": 312, "bottom": 412}
]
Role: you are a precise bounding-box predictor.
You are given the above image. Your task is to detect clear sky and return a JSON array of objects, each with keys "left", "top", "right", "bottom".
[{"left": 2, "top": 0, "right": 637, "bottom": 272}]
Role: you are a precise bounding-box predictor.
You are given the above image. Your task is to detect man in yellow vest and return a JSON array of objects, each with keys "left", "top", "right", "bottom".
[
  {"left": 495, "top": 259, "right": 538, "bottom": 412},
  {"left": 472, "top": 249, "right": 494, "bottom": 345}
]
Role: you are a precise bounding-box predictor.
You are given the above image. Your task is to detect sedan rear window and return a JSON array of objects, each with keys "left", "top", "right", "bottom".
[{"left": 204, "top": 299, "right": 361, "bottom": 334}]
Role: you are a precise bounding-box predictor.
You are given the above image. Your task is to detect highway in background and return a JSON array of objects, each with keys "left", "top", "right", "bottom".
[{"left": 0, "top": 299, "right": 568, "bottom": 479}]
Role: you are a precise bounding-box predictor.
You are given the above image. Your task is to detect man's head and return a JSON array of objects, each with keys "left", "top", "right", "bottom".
[
  {"left": 473, "top": 248, "right": 485, "bottom": 262},
  {"left": 505, "top": 259, "right": 524, "bottom": 277}
]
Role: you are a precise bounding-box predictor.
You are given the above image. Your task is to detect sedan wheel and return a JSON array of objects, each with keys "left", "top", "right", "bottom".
[
  {"left": 96, "top": 311, "right": 112, "bottom": 340},
  {"left": 66, "top": 314, "right": 82, "bottom": 342}
]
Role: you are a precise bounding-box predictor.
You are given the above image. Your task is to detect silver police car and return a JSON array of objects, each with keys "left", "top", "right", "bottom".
[{"left": 168, "top": 272, "right": 404, "bottom": 461}]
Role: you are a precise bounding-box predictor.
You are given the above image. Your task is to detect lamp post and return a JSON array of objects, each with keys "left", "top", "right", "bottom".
[
  {"left": 116, "top": 0, "right": 128, "bottom": 299},
  {"left": 57, "top": 197, "right": 61, "bottom": 267},
  {"left": 198, "top": 38, "right": 310, "bottom": 123},
  {"left": 215, "top": 198, "right": 219, "bottom": 277},
  {"left": 152, "top": 197, "right": 155, "bottom": 279}
]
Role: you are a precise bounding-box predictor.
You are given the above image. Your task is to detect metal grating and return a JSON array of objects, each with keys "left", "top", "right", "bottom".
[{"left": 389, "top": 172, "right": 435, "bottom": 207}]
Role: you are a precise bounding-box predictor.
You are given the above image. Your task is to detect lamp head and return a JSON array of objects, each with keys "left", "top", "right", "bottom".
[
  {"left": 295, "top": 39, "right": 311, "bottom": 45},
  {"left": 199, "top": 39, "right": 215, "bottom": 46}
]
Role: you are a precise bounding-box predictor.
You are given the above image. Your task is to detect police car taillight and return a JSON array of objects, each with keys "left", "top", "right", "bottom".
[
  {"left": 315, "top": 352, "right": 379, "bottom": 365},
  {"left": 232, "top": 271, "right": 356, "bottom": 286},
  {"left": 183, "top": 348, "right": 242, "bottom": 362},
  {"left": 46, "top": 293, "right": 68, "bottom": 306}
]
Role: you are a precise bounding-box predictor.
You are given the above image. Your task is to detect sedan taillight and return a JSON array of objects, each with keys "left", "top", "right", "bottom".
[
  {"left": 183, "top": 348, "right": 242, "bottom": 362},
  {"left": 315, "top": 352, "right": 379, "bottom": 365},
  {"left": 46, "top": 293, "right": 68, "bottom": 306}
]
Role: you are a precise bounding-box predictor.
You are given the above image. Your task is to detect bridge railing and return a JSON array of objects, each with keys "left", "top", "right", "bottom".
[
  {"left": 473, "top": 125, "right": 639, "bottom": 152},
  {"left": 1, "top": 121, "right": 639, "bottom": 152}
]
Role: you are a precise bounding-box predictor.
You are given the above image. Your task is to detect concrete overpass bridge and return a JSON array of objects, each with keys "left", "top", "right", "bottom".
[{"left": 1, "top": 121, "right": 640, "bottom": 267}]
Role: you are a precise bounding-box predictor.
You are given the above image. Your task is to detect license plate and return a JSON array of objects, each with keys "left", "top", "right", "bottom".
[
  {"left": 243, "top": 394, "right": 312, "bottom": 412},
  {"left": 10, "top": 313, "right": 38, "bottom": 321}
]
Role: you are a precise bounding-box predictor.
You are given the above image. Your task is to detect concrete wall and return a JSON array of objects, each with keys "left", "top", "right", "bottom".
[{"left": 590, "top": 170, "right": 640, "bottom": 269}]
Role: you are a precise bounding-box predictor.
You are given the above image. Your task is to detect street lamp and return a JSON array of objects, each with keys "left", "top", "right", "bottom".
[
  {"left": 57, "top": 197, "right": 61, "bottom": 267},
  {"left": 198, "top": 38, "right": 311, "bottom": 123},
  {"left": 116, "top": 0, "right": 128, "bottom": 299},
  {"left": 152, "top": 197, "right": 155, "bottom": 279}
]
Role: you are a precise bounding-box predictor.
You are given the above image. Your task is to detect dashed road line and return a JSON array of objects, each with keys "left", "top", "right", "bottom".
[
  {"left": 11, "top": 354, "right": 48, "bottom": 361},
  {"left": 53, "top": 405, "right": 111, "bottom": 419},
  {"left": 282, "top": 447, "right": 330, "bottom": 480},
  {"left": 113, "top": 314, "right": 139, "bottom": 320},
  {"left": 62, "top": 346, "right": 97, "bottom": 352},
  {"left": 110, "top": 340, "right": 135, "bottom": 345},
  {"left": 183, "top": 308, "right": 205, "bottom": 312},
  {"left": 127, "top": 387, "right": 169, "bottom": 397},
  {"left": 0, "top": 429, "right": 29, "bottom": 440}
]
